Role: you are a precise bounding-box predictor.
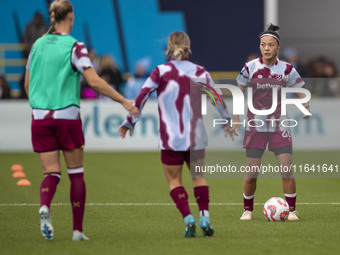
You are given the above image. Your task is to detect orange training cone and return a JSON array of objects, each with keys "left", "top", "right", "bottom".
[
  {"left": 11, "top": 164, "right": 24, "bottom": 171},
  {"left": 12, "top": 171, "right": 26, "bottom": 178},
  {"left": 16, "top": 179, "right": 31, "bottom": 186}
]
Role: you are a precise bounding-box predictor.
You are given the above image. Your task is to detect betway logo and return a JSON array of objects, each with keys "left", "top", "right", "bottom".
[{"left": 257, "top": 83, "right": 282, "bottom": 89}]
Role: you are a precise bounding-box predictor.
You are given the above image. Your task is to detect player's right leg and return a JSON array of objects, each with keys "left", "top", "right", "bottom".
[
  {"left": 53, "top": 118, "right": 88, "bottom": 240},
  {"left": 63, "top": 148, "right": 89, "bottom": 241},
  {"left": 241, "top": 131, "right": 267, "bottom": 220},
  {"left": 192, "top": 181, "right": 214, "bottom": 236},
  {"left": 188, "top": 153, "right": 214, "bottom": 236},
  {"left": 240, "top": 148, "right": 263, "bottom": 220}
]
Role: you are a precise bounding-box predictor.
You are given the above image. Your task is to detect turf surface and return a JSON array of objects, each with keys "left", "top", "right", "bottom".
[{"left": 0, "top": 151, "right": 339, "bottom": 255}]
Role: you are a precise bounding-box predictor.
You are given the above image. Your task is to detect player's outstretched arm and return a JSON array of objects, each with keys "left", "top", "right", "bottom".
[{"left": 83, "top": 67, "right": 139, "bottom": 117}]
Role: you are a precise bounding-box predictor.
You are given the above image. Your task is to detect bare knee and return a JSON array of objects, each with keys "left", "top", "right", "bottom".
[
  {"left": 39, "top": 151, "right": 61, "bottom": 175},
  {"left": 63, "top": 148, "right": 84, "bottom": 169}
]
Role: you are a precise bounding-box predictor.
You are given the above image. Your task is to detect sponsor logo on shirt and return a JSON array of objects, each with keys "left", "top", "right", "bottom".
[
  {"left": 256, "top": 83, "right": 282, "bottom": 89},
  {"left": 47, "top": 36, "right": 58, "bottom": 45}
]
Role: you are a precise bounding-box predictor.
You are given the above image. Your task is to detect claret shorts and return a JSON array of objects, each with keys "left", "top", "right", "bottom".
[
  {"left": 161, "top": 149, "right": 205, "bottom": 165},
  {"left": 32, "top": 119, "right": 84, "bottom": 152}
]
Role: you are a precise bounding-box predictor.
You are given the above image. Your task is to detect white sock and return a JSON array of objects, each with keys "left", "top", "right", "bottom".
[
  {"left": 243, "top": 193, "right": 255, "bottom": 200},
  {"left": 284, "top": 193, "right": 297, "bottom": 198},
  {"left": 200, "top": 210, "right": 209, "bottom": 217}
]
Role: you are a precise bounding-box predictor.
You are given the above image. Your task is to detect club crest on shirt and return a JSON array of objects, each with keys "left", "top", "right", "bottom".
[{"left": 276, "top": 74, "right": 283, "bottom": 81}]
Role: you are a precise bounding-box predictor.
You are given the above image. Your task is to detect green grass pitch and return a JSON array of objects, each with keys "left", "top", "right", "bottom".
[{"left": 0, "top": 151, "right": 339, "bottom": 255}]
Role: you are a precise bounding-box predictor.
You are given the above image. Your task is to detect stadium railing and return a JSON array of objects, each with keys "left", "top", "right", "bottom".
[{"left": 0, "top": 43, "right": 27, "bottom": 83}]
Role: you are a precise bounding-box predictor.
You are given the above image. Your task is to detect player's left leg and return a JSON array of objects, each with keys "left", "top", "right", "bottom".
[
  {"left": 63, "top": 148, "right": 89, "bottom": 240},
  {"left": 38, "top": 150, "right": 62, "bottom": 240},
  {"left": 188, "top": 155, "right": 214, "bottom": 236},
  {"left": 274, "top": 147, "right": 299, "bottom": 220}
]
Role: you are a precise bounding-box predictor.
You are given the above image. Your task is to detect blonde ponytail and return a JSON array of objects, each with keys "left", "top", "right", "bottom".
[
  {"left": 44, "top": 11, "right": 56, "bottom": 35},
  {"left": 173, "top": 47, "right": 185, "bottom": 61}
]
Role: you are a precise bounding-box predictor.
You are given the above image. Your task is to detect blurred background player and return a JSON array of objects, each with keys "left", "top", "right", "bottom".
[
  {"left": 23, "top": 11, "right": 48, "bottom": 57},
  {"left": 119, "top": 31, "right": 235, "bottom": 237},
  {"left": 125, "top": 56, "right": 157, "bottom": 99},
  {"left": 0, "top": 76, "right": 12, "bottom": 99},
  {"left": 98, "top": 54, "right": 123, "bottom": 94},
  {"left": 24, "top": 0, "right": 138, "bottom": 241},
  {"left": 234, "top": 24, "right": 310, "bottom": 221}
]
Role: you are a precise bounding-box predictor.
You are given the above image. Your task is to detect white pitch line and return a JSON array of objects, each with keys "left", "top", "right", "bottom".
[{"left": 0, "top": 202, "right": 339, "bottom": 207}]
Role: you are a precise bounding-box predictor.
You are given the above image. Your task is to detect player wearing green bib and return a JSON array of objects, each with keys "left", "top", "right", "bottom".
[{"left": 24, "top": 0, "right": 138, "bottom": 241}]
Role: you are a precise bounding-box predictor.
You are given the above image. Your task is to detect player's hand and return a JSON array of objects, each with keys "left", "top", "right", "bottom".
[
  {"left": 302, "top": 105, "right": 310, "bottom": 119},
  {"left": 224, "top": 126, "right": 237, "bottom": 141},
  {"left": 122, "top": 99, "right": 139, "bottom": 118},
  {"left": 119, "top": 125, "right": 133, "bottom": 138},
  {"left": 229, "top": 116, "right": 241, "bottom": 137}
]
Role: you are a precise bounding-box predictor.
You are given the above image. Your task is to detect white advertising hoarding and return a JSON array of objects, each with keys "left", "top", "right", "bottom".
[{"left": 0, "top": 99, "right": 339, "bottom": 151}]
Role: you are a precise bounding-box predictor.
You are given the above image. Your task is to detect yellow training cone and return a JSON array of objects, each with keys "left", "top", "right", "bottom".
[
  {"left": 12, "top": 171, "right": 26, "bottom": 178},
  {"left": 16, "top": 179, "right": 31, "bottom": 186},
  {"left": 11, "top": 164, "right": 24, "bottom": 171}
]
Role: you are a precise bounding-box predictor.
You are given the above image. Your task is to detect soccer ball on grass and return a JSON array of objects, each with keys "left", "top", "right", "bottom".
[{"left": 263, "top": 197, "right": 289, "bottom": 222}]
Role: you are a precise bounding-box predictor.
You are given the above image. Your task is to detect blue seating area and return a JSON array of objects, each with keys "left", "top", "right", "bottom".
[{"left": 1, "top": 0, "right": 186, "bottom": 89}]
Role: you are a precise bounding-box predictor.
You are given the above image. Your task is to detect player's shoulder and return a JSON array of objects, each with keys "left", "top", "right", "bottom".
[
  {"left": 158, "top": 60, "right": 202, "bottom": 72},
  {"left": 190, "top": 61, "right": 205, "bottom": 70},
  {"left": 154, "top": 62, "right": 169, "bottom": 75},
  {"left": 59, "top": 34, "right": 78, "bottom": 44},
  {"left": 246, "top": 57, "right": 261, "bottom": 67},
  {"left": 195, "top": 62, "right": 207, "bottom": 72},
  {"left": 277, "top": 58, "right": 295, "bottom": 73},
  {"left": 278, "top": 58, "right": 293, "bottom": 67},
  {"left": 156, "top": 62, "right": 170, "bottom": 70},
  {"left": 71, "top": 40, "right": 89, "bottom": 58},
  {"left": 148, "top": 62, "right": 168, "bottom": 79},
  {"left": 73, "top": 41, "right": 85, "bottom": 48},
  {"left": 56, "top": 34, "right": 78, "bottom": 44},
  {"left": 154, "top": 61, "right": 178, "bottom": 77},
  {"left": 241, "top": 58, "right": 262, "bottom": 74},
  {"left": 188, "top": 61, "right": 208, "bottom": 77},
  {"left": 33, "top": 34, "right": 47, "bottom": 45},
  {"left": 67, "top": 34, "right": 78, "bottom": 41}
]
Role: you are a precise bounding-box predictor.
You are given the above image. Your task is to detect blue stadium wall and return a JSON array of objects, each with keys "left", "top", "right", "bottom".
[{"left": 1, "top": 0, "right": 262, "bottom": 77}]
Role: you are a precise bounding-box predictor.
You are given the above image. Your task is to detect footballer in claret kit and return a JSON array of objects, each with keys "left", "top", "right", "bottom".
[
  {"left": 119, "top": 31, "right": 235, "bottom": 237},
  {"left": 233, "top": 24, "right": 311, "bottom": 221}
]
